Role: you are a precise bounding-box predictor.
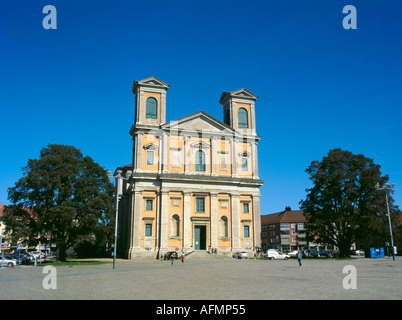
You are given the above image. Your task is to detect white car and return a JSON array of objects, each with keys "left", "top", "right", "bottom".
[
  {"left": 233, "top": 251, "right": 249, "bottom": 259},
  {"left": 267, "top": 249, "right": 290, "bottom": 260},
  {"left": 0, "top": 257, "right": 17, "bottom": 267},
  {"left": 31, "top": 251, "right": 45, "bottom": 258},
  {"left": 288, "top": 250, "right": 299, "bottom": 257}
]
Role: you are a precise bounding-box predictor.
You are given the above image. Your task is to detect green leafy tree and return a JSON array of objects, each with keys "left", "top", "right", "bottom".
[
  {"left": 3, "top": 144, "right": 115, "bottom": 261},
  {"left": 300, "top": 148, "right": 399, "bottom": 257}
]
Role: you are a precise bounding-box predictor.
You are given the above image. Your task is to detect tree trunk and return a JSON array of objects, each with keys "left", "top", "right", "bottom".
[
  {"left": 56, "top": 245, "right": 67, "bottom": 262},
  {"left": 338, "top": 241, "right": 351, "bottom": 258}
]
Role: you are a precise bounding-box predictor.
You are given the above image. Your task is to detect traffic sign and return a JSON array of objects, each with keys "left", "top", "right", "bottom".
[{"left": 17, "top": 244, "right": 23, "bottom": 250}]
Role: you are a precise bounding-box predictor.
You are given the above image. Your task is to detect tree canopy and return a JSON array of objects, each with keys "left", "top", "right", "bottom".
[
  {"left": 300, "top": 148, "right": 399, "bottom": 257},
  {"left": 2, "top": 144, "right": 115, "bottom": 261}
]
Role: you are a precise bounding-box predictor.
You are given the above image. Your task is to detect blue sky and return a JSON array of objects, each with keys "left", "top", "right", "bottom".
[{"left": 1, "top": 0, "right": 401, "bottom": 214}]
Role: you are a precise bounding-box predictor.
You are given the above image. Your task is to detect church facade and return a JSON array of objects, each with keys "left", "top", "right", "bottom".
[{"left": 115, "top": 76, "right": 264, "bottom": 258}]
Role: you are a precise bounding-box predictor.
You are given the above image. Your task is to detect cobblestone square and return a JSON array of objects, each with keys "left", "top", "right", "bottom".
[{"left": 1, "top": 255, "right": 401, "bottom": 300}]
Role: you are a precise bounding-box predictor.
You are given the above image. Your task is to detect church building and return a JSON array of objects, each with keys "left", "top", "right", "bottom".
[{"left": 115, "top": 76, "right": 264, "bottom": 258}]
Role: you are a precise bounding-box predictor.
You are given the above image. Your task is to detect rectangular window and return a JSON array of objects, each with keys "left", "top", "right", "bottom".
[
  {"left": 146, "top": 151, "right": 154, "bottom": 165},
  {"left": 242, "top": 202, "right": 249, "bottom": 213},
  {"left": 195, "top": 197, "right": 205, "bottom": 213},
  {"left": 241, "top": 158, "right": 248, "bottom": 171},
  {"left": 244, "top": 225, "right": 250, "bottom": 238},
  {"left": 145, "top": 224, "right": 152, "bottom": 237},
  {"left": 195, "top": 150, "right": 206, "bottom": 172},
  {"left": 145, "top": 199, "right": 153, "bottom": 211}
]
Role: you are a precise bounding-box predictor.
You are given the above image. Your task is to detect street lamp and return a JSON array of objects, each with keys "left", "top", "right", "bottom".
[
  {"left": 375, "top": 182, "right": 396, "bottom": 261},
  {"left": 107, "top": 169, "right": 132, "bottom": 269}
]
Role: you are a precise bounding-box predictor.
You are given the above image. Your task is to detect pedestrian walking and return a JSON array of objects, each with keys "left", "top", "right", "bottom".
[
  {"left": 171, "top": 252, "right": 175, "bottom": 265},
  {"left": 181, "top": 252, "right": 185, "bottom": 263},
  {"left": 297, "top": 250, "right": 303, "bottom": 267}
]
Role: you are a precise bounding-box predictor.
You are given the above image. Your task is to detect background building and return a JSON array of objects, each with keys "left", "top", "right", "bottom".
[
  {"left": 116, "top": 76, "right": 264, "bottom": 258},
  {"left": 261, "top": 207, "right": 308, "bottom": 252}
]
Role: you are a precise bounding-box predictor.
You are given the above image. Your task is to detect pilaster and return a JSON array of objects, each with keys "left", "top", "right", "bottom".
[
  {"left": 231, "top": 193, "right": 241, "bottom": 250},
  {"left": 252, "top": 194, "right": 261, "bottom": 248},
  {"left": 210, "top": 192, "right": 218, "bottom": 248},
  {"left": 160, "top": 191, "right": 170, "bottom": 249},
  {"left": 183, "top": 191, "right": 192, "bottom": 248}
]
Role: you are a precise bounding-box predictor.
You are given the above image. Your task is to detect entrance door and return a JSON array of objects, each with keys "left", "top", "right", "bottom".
[{"left": 194, "top": 226, "right": 206, "bottom": 250}]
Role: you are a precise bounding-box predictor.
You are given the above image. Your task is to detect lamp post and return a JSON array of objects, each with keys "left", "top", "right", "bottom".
[
  {"left": 107, "top": 169, "right": 132, "bottom": 269},
  {"left": 375, "top": 182, "right": 396, "bottom": 261}
]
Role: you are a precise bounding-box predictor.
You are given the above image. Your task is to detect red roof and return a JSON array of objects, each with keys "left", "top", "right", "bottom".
[{"left": 261, "top": 210, "right": 307, "bottom": 225}]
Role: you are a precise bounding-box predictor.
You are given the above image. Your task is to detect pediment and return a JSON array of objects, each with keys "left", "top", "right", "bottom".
[
  {"left": 162, "top": 111, "right": 235, "bottom": 134},
  {"left": 132, "top": 76, "right": 169, "bottom": 92},
  {"left": 219, "top": 88, "right": 258, "bottom": 104}
]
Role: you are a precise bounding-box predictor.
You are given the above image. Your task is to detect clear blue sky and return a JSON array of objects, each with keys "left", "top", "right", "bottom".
[{"left": 1, "top": 0, "right": 401, "bottom": 214}]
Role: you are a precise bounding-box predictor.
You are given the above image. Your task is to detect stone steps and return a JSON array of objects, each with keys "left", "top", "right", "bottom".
[{"left": 186, "top": 250, "right": 230, "bottom": 260}]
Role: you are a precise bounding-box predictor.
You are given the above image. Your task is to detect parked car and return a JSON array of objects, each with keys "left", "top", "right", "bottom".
[
  {"left": 288, "top": 250, "right": 299, "bottom": 257},
  {"left": 0, "top": 256, "right": 17, "bottom": 268},
  {"left": 4, "top": 254, "right": 22, "bottom": 265},
  {"left": 317, "top": 250, "right": 333, "bottom": 258},
  {"left": 10, "top": 253, "right": 34, "bottom": 265},
  {"left": 355, "top": 250, "right": 365, "bottom": 256},
  {"left": 164, "top": 251, "right": 178, "bottom": 260},
  {"left": 267, "top": 249, "right": 290, "bottom": 260},
  {"left": 233, "top": 252, "right": 249, "bottom": 259},
  {"left": 305, "top": 250, "right": 319, "bottom": 257},
  {"left": 31, "top": 251, "right": 45, "bottom": 259}
]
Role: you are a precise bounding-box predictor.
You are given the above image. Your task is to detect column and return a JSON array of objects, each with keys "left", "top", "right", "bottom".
[
  {"left": 183, "top": 191, "right": 192, "bottom": 249},
  {"left": 250, "top": 102, "right": 256, "bottom": 135},
  {"left": 134, "top": 132, "right": 143, "bottom": 172},
  {"left": 210, "top": 192, "right": 218, "bottom": 249},
  {"left": 162, "top": 133, "right": 169, "bottom": 173},
  {"left": 210, "top": 136, "right": 217, "bottom": 176},
  {"left": 160, "top": 91, "right": 167, "bottom": 124},
  {"left": 252, "top": 194, "right": 261, "bottom": 248},
  {"left": 160, "top": 191, "right": 169, "bottom": 249},
  {"left": 131, "top": 190, "right": 142, "bottom": 252},
  {"left": 231, "top": 193, "right": 241, "bottom": 250},
  {"left": 231, "top": 138, "right": 238, "bottom": 177},
  {"left": 252, "top": 141, "right": 259, "bottom": 179},
  {"left": 138, "top": 91, "right": 144, "bottom": 124},
  {"left": 184, "top": 136, "right": 190, "bottom": 175}
]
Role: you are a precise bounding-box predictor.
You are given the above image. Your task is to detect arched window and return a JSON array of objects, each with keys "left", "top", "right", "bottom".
[
  {"left": 220, "top": 216, "right": 229, "bottom": 238},
  {"left": 195, "top": 150, "right": 206, "bottom": 172},
  {"left": 145, "top": 97, "right": 158, "bottom": 119},
  {"left": 171, "top": 214, "right": 180, "bottom": 237},
  {"left": 238, "top": 108, "right": 249, "bottom": 128}
]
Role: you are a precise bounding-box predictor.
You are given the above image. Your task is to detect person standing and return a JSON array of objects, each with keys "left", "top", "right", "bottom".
[
  {"left": 181, "top": 252, "right": 185, "bottom": 264},
  {"left": 297, "top": 250, "right": 303, "bottom": 267}
]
